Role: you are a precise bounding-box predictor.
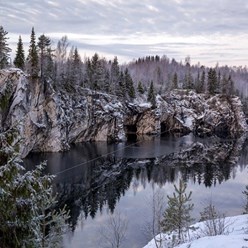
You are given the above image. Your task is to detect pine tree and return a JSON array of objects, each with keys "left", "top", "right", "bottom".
[
  {"left": 14, "top": 35, "right": 25, "bottom": 70},
  {"left": 27, "top": 27, "right": 39, "bottom": 78},
  {"left": 161, "top": 180, "right": 194, "bottom": 245},
  {"left": 0, "top": 26, "right": 11, "bottom": 69},
  {"left": 147, "top": 81, "right": 156, "bottom": 107},
  {"left": 38, "top": 34, "right": 52, "bottom": 78}
]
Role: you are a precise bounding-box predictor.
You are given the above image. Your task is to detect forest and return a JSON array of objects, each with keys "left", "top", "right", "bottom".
[{"left": 1, "top": 26, "right": 248, "bottom": 112}]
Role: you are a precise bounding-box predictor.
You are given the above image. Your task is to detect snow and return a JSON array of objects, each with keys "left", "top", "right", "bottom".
[{"left": 143, "top": 214, "right": 248, "bottom": 248}]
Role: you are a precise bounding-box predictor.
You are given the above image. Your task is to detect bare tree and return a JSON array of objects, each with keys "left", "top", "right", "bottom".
[
  {"left": 198, "top": 202, "right": 232, "bottom": 237},
  {"left": 98, "top": 210, "right": 128, "bottom": 248},
  {"left": 142, "top": 189, "right": 166, "bottom": 248},
  {"left": 242, "top": 185, "right": 248, "bottom": 214}
]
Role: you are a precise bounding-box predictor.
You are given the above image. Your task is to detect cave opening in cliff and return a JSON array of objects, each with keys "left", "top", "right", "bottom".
[
  {"left": 160, "top": 122, "right": 168, "bottom": 136},
  {"left": 124, "top": 124, "right": 137, "bottom": 141}
]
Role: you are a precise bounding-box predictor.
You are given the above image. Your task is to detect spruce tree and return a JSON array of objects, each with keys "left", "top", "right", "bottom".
[
  {"left": 147, "top": 80, "right": 156, "bottom": 107},
  {"left": 104, "top": 70, "right": 110, "bottom": 93},
  {"left": 110, "top": 56, "right": 120, "bottom": 95},
  {"left": 124, "top": 68, "right": 135, "bottom": 99},
  {"left": 195, "top": 70, "right": 201, "bottom": 93},
  {"left": 0, "top": 26, "right": 11, "bottom": 69},
  {"left": 137, "top": 81, "right": 145, "bottom": 94},
  {"left": 14, "top": 35, "right": 25, "bottom": 70},
  {"left": 0, "top": 127, "right": 69, "bottom": 247},
  {"left": 227, "top": 75, "right": 235, "bottom": 95},
  {"left": 91, "top": 53, "right": 100, "bottom": 90},
  {"left": 161, "top": 180, "right": 194, "bottom": 245},
  {"left": 116, "top": 71, "right": 125, "bottom": 98},
  {"left": 207, "top": 68, "right": 217, "bottom": 95},
  {"left": 172, "top": 72, "right": 178, "bottom": 89},
  {"left": 199, "top": 70, "right": 205, "bottom": 93},
  {"left": 27, "top": 27, "right": 39, "bottom": 78}
]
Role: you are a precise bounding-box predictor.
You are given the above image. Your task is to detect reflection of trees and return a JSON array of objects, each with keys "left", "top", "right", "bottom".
[{"left": 31, "top": 135, "right": 247, "bottom": 231}]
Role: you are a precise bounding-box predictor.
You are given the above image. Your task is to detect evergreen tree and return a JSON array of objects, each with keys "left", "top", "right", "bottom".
[
  {"left": 0, "top": 127, "right": 69, "bottom": 247},
  {"left": 207, "top": 68, "right": 217, "bottom": 94},
  {"left": 124, "top": 68, "right": 135, "bottom": 99},
  {"left": 116, "top": 71, "right": 125, "bottom": 98},
  {"left": 104, "top": 70, "right": 110, "bottom": 93},
  {"left": 161, "top": 180, "right": 194, "bottom": 245},
  {"left": 147, "top": 80, "right": 156, "bottom": 107},
  {"left": 91, "top": 53, "right": 100, "bottom": 90},
  {"left": 110, "top": 56, "right": 120, "bottom": 95},
  {"left": 27, "top": 27, "right": 39, "bottom": 78},
  {"left": 137, "top": 81, "right": 145, "bottom": 94},
  {"left": 217, "top": 70, "right": 221, "bottom": 94},
  {"left": 199, "top": 69, "right": 205, "bottom": 93},
  {"left": 172, "top": 72, "right": 178, "bottom": 89},
  {"left": 72, "top": 47, "right": 82, "bottom": 84},
  {"left": 38, "top": 34, "right": 52, "bottom": 78},
  {"left": 221, "top": 74, "right": 228, "bottom": 94},
  {"left": 13, "top": 35, "right": 25, "bottom": 70},
  {"left": 195, "top": 70, "right": 201, "bottom": 93},
  {"left": 227, "top": 74, "right": 235, "bottom": 95},
  {"left": 0, "top": 26, "right": 11, "bottom": 69}
]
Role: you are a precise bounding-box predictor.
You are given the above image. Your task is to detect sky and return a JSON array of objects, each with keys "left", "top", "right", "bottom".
[{"left": 1, "top": 0, "right": 248, "bottom": 66}]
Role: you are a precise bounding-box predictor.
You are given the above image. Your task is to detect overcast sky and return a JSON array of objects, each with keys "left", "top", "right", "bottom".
[{"left": 1, "top": 0, "right": 248, "bottom": 66}]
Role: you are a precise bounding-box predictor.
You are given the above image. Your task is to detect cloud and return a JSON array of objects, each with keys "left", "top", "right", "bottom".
[{"left": 2, "top": 0, "right": 248, "bottom": 66}]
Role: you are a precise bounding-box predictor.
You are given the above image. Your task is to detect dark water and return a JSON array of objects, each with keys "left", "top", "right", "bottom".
[{"left": 24, "top": 134, "right": 248, "bottom": 248}]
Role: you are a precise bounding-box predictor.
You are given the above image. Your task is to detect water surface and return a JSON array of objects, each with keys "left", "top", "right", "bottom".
[{"left": 24, "top": 134, "right": 248, "bottom": 248}]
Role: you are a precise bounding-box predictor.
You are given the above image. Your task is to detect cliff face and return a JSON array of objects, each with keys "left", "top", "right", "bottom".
[{"left": 0, "top": 69, "right": 247, "bottom": 157}]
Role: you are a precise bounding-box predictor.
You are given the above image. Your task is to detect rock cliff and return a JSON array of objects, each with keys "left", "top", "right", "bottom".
[{"left": 0, "top": 69, "right": 247, "bottom": 157}]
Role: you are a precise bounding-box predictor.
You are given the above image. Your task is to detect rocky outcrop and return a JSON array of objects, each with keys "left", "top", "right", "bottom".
[
  {"left": 159, "top": 90, "right": 248, "bottom": 137},
  {"left": 0, "top": 69, "right": 125, "bottom": 157},
  {"left": 0, "top": 69, "right": 247, "bottom": 157}
]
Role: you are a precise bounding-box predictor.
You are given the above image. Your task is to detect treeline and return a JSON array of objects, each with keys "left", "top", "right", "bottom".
[{"left": 1, "top": 26, "right": 248, "bottom": 102}]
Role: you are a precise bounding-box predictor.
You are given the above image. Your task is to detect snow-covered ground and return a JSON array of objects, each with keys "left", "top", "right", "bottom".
[{"left": 144, "top": 214, "right": 248, "bottom": 248}]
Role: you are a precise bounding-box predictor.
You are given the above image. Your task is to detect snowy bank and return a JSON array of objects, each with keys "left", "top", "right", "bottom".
[{"left": 144, "top": 214, "right": 248, "bottom": 248}]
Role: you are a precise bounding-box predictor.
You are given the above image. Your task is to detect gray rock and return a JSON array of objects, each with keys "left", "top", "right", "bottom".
[{"left": 0, "top": 69, "right": 247, "bottom": 157}]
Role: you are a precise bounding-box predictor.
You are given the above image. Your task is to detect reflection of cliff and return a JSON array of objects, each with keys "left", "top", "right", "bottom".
[{"left": 41, "top": 135, "right": 248, "bottom": 230}]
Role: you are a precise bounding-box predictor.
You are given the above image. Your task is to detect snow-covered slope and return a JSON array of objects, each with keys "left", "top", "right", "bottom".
[{"left": 144, "top": 214, "right": 248, "bottom": 248}]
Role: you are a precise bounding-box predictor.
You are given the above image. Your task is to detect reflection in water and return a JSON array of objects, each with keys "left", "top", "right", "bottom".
[{"left": 24, "top": 134, "right": 248, "bottom": 247}]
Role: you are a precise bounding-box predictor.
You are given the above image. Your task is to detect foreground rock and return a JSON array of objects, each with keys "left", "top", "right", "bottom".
[{"left": 0, "top": 69, "right": 247, "bottom": 157}]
